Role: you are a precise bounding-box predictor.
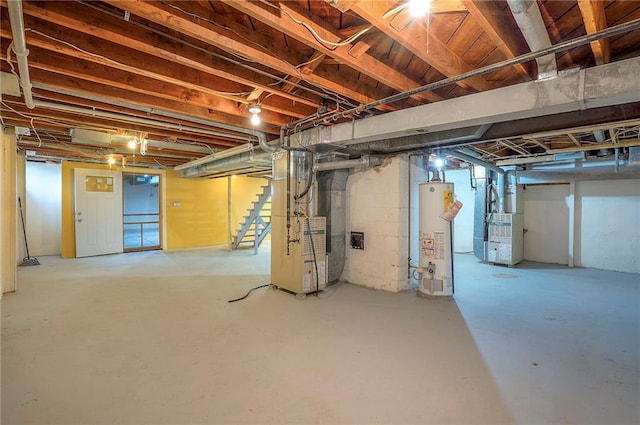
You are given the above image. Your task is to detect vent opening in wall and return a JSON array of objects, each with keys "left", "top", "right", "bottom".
[{"left": 350, "top": 232, "right": 364, "bottom": 250}]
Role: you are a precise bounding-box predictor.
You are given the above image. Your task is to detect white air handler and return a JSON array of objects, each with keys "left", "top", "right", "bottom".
[
  {"left": 270, "top": 150, "right": 327, "bottom": 299},
  {"left": 417, "top": 182, "right": 458, "bottom": 298}
]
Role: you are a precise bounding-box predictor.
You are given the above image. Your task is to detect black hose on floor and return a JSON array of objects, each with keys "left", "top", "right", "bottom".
[{"left": 227, "top": 284, "right": 270, "bottom": 303}]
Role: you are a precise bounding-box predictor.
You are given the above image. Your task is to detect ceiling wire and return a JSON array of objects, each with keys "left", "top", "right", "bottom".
[
  {"left": 257, "top": 0, "right": 373, "bottom": 50},
  {"left": 78, "top": 1, "right": 330, "bottom": 102},
  {"left": 25, "top": 28, "right": 253, "bottom": 98}
]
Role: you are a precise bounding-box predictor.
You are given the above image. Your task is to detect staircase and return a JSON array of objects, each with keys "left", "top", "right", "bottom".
[{"left": 231, "top": 184, "right": 271, "bottom": 254}]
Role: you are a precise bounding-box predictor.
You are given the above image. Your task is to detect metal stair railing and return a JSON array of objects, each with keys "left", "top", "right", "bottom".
[{"left": 232, "top": 184, "right": 271, "bottom": 252}]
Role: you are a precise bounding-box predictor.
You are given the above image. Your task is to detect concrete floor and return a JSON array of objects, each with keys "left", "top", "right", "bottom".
[{"left": 2, "top": 246, "right": 638, "bottom": 424}]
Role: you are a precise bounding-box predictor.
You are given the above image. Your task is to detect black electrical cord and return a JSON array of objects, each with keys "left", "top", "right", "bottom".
[
  {"left": 306, "top": 216, "right": 320, "bottom": 296},
  {"left": 227, "top": 284, "right": 270, "bottom": 303}
]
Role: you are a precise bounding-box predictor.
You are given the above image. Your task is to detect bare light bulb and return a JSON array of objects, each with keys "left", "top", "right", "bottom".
[
  {"left": 434, "top": 157, "right": 444, "bottom": 168},
  {"left": 250, "top": 113, "right": 261, "bottom": 126},
  {"left": 128, "top": 140, "right": 136, "bottom": 149},
  {"left": 108, "top": 157, "right": 116, "bottom": 165},
  {"left": 408, "top": 0, "right": 430, "bottom": 18}
]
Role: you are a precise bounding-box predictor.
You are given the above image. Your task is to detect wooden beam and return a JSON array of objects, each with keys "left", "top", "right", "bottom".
[
  {"left": 524, "top": 137, "right": 550, "bottom": 152},
  {"left": 0, "top": 35, "right": 293, "bottom": 128},
  {"left": 221, "top": 0, "right": 442, "bottom": 103},
  {"left": 568, "top": 133, "right": 582, "bottom": 147},
  {"left": 283, "top": 51, "right": 326, "bottom": 95},
  {"left": 0, "top": 16, "right": 311, "bottom": 121},
  {"left": 1, "top": 102, "right": 241, "bottom": 149},
  {"left": 17, "top": 1, "right": 320, "bottom": 109},
  {"left": 577, "top": 0, "right": 611, "bottom": 65},
  {"left": 101, "top": 0, "right": 394, "bottom": 109},
  {"left": 0, "top": 60, "right": 281, "bottom": 136},
  {"left": 348, "top": 32, "right": 385, "bottom": 59},
  {"left": 347, "top": 0, "right": 494, "bottom": 93},
  {"left": 462, "top": 0, "right": 534, "bottom": 79}
]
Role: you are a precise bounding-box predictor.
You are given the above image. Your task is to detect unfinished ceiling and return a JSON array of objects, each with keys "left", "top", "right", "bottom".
[{"left": 1, "top": 0, "right": 640, "bottom": 171}]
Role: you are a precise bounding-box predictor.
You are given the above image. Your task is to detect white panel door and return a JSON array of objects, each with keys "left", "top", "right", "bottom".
[
  {"left": 74, "top": 168, "right": 123, "bottom": 257},
  {"left": 523, "top": 184, "right": 570, "bottom": 264}
]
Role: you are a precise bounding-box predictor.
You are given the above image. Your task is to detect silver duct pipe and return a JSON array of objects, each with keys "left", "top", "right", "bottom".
[
  {"left": 593, "top": 130, "right": 607, "bottom": 142},
  {"left": 177, "top": 151, "right": 272, "bottom": 178},
  {"left": 517, "top": 163, "right": 640, "bottom": 183},
  {"left": 314, "top": 155, "right": 382, "bottom": 172},
  {"left": 444, "top": 149, "right": 506, "bottom": 213},
  {"left": 507, "top": 0, "right": 557, "bottom": 80},
  {"left": 174, "top": 143, "right": 254, "bottom": 171},
  {"left": 443, "top": 150, "right": 505, "bottom": 176},
  {"left": 7, "top": 0, "right": 35, "bottom": 109}
]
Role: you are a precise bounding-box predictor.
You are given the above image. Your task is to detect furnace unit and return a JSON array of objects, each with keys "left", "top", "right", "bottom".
[
  {"left": 485, "top": 213, "right": 523, "bottom": 266},
  {"left": 270, "top": 150, "right": 327, "bottom": 298}
]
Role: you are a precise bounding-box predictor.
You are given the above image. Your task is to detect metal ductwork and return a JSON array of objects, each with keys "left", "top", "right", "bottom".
[
  {"left": 314, "top": 155, "right": 383, "bottom": 172},
  {"left": 177, "top": 151, "right": 272, "bottom": 178},
  {"left": 316, "top": 170, "right": 349, "bottom": 283},
  {"left": 344, "top": 125, "right": 491, "bottom": 155},
  {"left": 319, "top": 57, "right": 639, "bottom": 148},
  {"left": 507, "top": 0, "right": 557, "bottom": 80},
  {"left": 7, "top": 0, "right": 35, "bottom": 108},
  {"left": 517, "top": 163, "right": 640, "bottom": 183},
  {"left": 444, "top": 149, "right": 506, "bottom": 213}
]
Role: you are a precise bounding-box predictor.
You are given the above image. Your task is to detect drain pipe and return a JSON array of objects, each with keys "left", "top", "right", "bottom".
[
  {"left": 507, "top": 0, "right": 557, "bottom": 80},
  {"left": 444, "top": 149, "right": 506, "bottom": 213},
  {"left": 7, "top": 0, "right": 35, "bottom": 109}
]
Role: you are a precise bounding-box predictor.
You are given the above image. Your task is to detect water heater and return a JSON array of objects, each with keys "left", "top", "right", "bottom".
[{"left": 418, "top": 182, "right": 455, "bottom": 297}]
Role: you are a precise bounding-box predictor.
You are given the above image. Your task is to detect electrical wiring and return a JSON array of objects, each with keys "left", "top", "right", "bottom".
[
  {"left": 1, "top": 101, "right": 44, "bottom": 146},
  {"left": 227, "top": 284, "right": 270, "bottom": 303},
  {"left": 5, "top": 42, "right": 19, "bottom": 77},
  {"left": 25, "top": 28, "right": 253, "bottom": 98},
  {"left": 295, "top": 53, "right": 327, "bottom": 70},
  {"left": 304, "top": 215, "right": 320, "bottom": 296},
  {"left": 257, "top": 0, "right": 373, "bottom": 50},
  {"left": 163, "top": 2, "right": 276, "bottom": 63},
  {"left": 1, "top": 100, "right": 97, "bottom": 129},
  {"left": 79, "top": 1, "right": 351, "bottom": 106}
]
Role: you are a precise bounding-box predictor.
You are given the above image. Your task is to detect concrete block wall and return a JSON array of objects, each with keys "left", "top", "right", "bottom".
[
  {"left": 575, "top": 179, "right": 640, "bottom": 274},
  {"left": 342, "top": 155, "right": 410, "bottom": 292}
]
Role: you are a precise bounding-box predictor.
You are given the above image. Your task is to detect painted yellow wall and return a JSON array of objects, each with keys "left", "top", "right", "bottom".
[
  {"left": 229, "top": 176, "right": 270, "bottom": 240},
  {"left": 61, "top": 162, "right": 266, "bottom": 257},
  {"left": 1, "top": 127, "right": 17, "bottom": 293},
  {"left": 164, "top": 170, "right": 228, "bottom": 249},
  {"left": 61, "top": 161, "right": 167, "bottom": 257}
]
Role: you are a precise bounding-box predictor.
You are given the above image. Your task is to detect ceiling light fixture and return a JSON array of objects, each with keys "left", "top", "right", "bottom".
[
  {"left": 248, "top": 104, "right": 261, "bottom": 126},
  {"left": 128, "top": 139, "right": 137, "bottom": 150},
  {"left": 408, "top": 0, "right": 430, "bottom": 18}
]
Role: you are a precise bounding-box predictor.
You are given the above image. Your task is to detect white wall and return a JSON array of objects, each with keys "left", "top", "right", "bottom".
[
  {"left": 575, "top": 180, "right": 640, "bottom": 274},
  {"left": 26, "top": 161, "right": 61, "bottom": 256},
  {"left": 342, "top": 156, "right": 409, "bottom": 292},
  {"left": 445, "top": 169, "right": 475, "bottom": 254},
  {"left": 343, "top": 156, "right": 477, "bottom": 292},
  {"left": 523, "top": 184, "right": 570, "bottom": 264}
]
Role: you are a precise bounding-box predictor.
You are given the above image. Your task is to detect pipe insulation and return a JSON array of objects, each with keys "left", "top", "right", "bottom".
[
  {"left": 507, "top": 0, "right": 557, "bottom": 80},
  {"left": 7, "top": 0, "right": 35, "bottom": 109}
]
